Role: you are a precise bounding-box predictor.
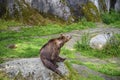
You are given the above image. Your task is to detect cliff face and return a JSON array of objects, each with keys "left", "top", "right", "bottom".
[
  {"left": 25, "top": 0, "right": 71, "bottom": 20},
  {"left": 115, "top": 0, "right": 120, "bottom": 12},
  {"left": 0, "top": 0, "right": 119, "bottom": 23}
]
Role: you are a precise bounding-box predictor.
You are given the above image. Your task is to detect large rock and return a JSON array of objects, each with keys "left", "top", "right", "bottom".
[
  {"left": 0, "top": 58, "right": 69, "bottom": 80},
  {"left": 0, "top": 0, "right": 120, "bottom": 22},
  {"left": 25, "top": 0, "right": 71, "bottom": 20},
  {"left": 82, "top": 1, "right": 101, "bottom": 22},
  {"left": 89, "top": 33, "right": 113, "bottom": 50},
  {"left": 115, "top": 0, "right": 120, "bottom": 12},
  {"left": 66, "top": 0, "right": 87, "bottom": 20},
  {"left": 2, "top": 0, "right": 71, "bottom": 21}
]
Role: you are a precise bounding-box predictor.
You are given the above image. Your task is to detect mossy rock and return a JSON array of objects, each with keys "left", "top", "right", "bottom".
[
  {"left": 2, "top": 0, "right": 66, "bottom": 25},
  {"left": 82, "top": 2, "right": 101, "bottom": 22}
]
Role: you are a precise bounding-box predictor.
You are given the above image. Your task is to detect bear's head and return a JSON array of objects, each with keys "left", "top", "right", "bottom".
[{"left": 56, "top": 34, "right": 72, "bottom": 48}]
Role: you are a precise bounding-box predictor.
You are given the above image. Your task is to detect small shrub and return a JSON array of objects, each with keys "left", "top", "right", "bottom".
[
  {"left": 101, "top": 11, "right": 120, "bottom": 24},
  {"left": 102, "top": 34, "right": 120, "bottom": 56},
  {"left": 75, "top": 33, "right": 91, "bottom": 51}
]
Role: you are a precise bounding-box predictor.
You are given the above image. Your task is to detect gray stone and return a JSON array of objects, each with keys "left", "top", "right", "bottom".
[
  {"left": 89, "top": 33, "right": 113, "bottom": 50},
  {"left": 25, "top": 0, "right": 71, "bottom": 20},
  {"left": 0, "top": 58, "right": 69, "bottom": 80},
  {"left": 115, "top": 0, "right": 120, "bottom": 12}
]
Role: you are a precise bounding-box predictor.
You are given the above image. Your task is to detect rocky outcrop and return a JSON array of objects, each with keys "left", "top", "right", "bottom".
[
  {"left": 25, "top": 0, "right": 71, "bottom": 20},
  {"left": 1, "top": 0, "right": 71, "bottom": 21},
  {"left": 0, "top": 0, "right": 119, "bottom": 22},
  {"left": 82, "top": 1, "right": 101, "bottom": 22},
  {"left": 66, "top": 0, "right": 87, "bottom": 20},
  {"left": 115, "top": 0, "right": 120, "bottom": 12},
  {"left": 89, "top": 33, "right": 113, "bottom": 50},
  {"left": 0, "top": 58, "right": 69, "bottom": 80}
]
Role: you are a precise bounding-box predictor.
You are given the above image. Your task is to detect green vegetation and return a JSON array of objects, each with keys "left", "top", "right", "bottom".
[
  {"left": 0, "top": 20, "right": 95, "bottom": 59},
  {"left": 70, "top": 60, "right": 120, "bottom": 76},
  {"left": 75, "top": 33, "right": 120, "bottom": 58},
  {"left": 0, "top": 71, "right": 9, "bottom": 80},
  {"left": 0, "top": 20, "right": 95, "bottom": 41},
  {"left": 74, "top": 33, "right": 120, "bottom": 76},
  {"left": 101, "top": 10, "right": 120, "bottom": 28},
  {"left": 84, "top": 62, "right": 120, "bottom": 76},
  {"left": 65, "top": 61, "right": 104, "bottom": 80},
  {"left": 0, "top": 37, "right": 49, "bottom": 58},
  {"left": 0, "top": 19, "right": 22, "bottom": 30}
]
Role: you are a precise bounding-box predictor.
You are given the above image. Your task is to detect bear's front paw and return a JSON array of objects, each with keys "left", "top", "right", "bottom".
[{"left": 61, "top": 58, "right": 66, "bottom": 62}]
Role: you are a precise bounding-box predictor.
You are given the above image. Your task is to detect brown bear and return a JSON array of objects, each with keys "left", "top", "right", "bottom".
[{"left": 40, "top": 34, "right": 71, "bottom": 75}]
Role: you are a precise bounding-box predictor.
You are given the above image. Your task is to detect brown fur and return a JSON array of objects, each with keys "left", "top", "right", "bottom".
[{"left": 40, "top": 34, "right": 71, "bottom": 75}]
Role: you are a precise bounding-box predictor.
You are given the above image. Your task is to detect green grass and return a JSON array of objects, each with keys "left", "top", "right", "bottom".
[
  {"left": 0, "top": 19, "right": 22, "bottom": 30},
  {"left": 0, "top": 19, "right": 96, "bottom": 59},
  {"left": 71, "top": 60, "right": 120, "bottom": 76},
  {"left": 84, "top": 62, "right": 120, "bottom": 76},
  {"left": 0, "top": 38, "right": 49, "bottom": 58},
  {"left": 0, "top": 19, "right": 119, "bottom": 79},
  {"left": 74, "top": 33, "right": 120, "bottom": 76},
  {"left": 65, "top": 61, "right": 104, "bottom": 80},
  {"left": 0, "top": 21, "right": 96, "bottom": 40},
  {"left": 110, "top": 21, "right": 120, "bottom": 28},
  {"left": 75, "top": 33, "right": 120, "bottom": 59},
  {"left": 61, "top": 48, "right": 76, "bottom": 59},
  {"left": 101, "top": 11, "right": 120, "bottom": 28}
]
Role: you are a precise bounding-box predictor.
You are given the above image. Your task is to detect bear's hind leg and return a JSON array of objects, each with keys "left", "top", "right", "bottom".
[{"left": 41, "top": 58, "right": 61, "bottom": 75}]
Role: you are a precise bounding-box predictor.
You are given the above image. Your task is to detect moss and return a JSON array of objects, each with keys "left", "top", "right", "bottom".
[
  {"left": 0, "top": 71, "right": 9, "bottom": 80},
  {"left": 82, "top": 2, "right": 101, "bottom": 22}
]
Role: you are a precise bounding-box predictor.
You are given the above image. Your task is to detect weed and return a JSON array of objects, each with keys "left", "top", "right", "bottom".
[
  {"left": 101, "top": 11, "right": 120, "bottom": 25},
  {"left": 75, "top": 33, "right": 91, "bottom": 51}
]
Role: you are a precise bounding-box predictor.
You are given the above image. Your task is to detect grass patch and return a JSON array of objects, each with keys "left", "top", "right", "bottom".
[
  {"left": 75, "top": 33, "right": 120, "bottom": 58},
  {"left": 0, "top": 38, "right": 49, "bottom": 58},
  {"left": 0, "top": 21, "right": 96, "bottom": 40},
  {"left": 0, "top": 19, "right": 22, "bottom": 30},
  {"left": 110, "top": 21, "right": 120, "bottom": 28},
  {"left": 61, "top": 48, "right": 76, "bottom": 59},
  {"left": 101, "top": 10, "right": 120, "bottom": 28},
  {"left": 65, "top": 61, "right": 104, "bottom": 80},
  {"left": 84, "top": 62, "right": 120, "bottom": 76},
  {"left": 0, "top": 20, "right": 95, "bottom": 59},
  {"left": 70, "top": 60, "right": 120, "bottom": 76},
  {"left": 74, "top": 33, "right": 120, "bottom": 76}
]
